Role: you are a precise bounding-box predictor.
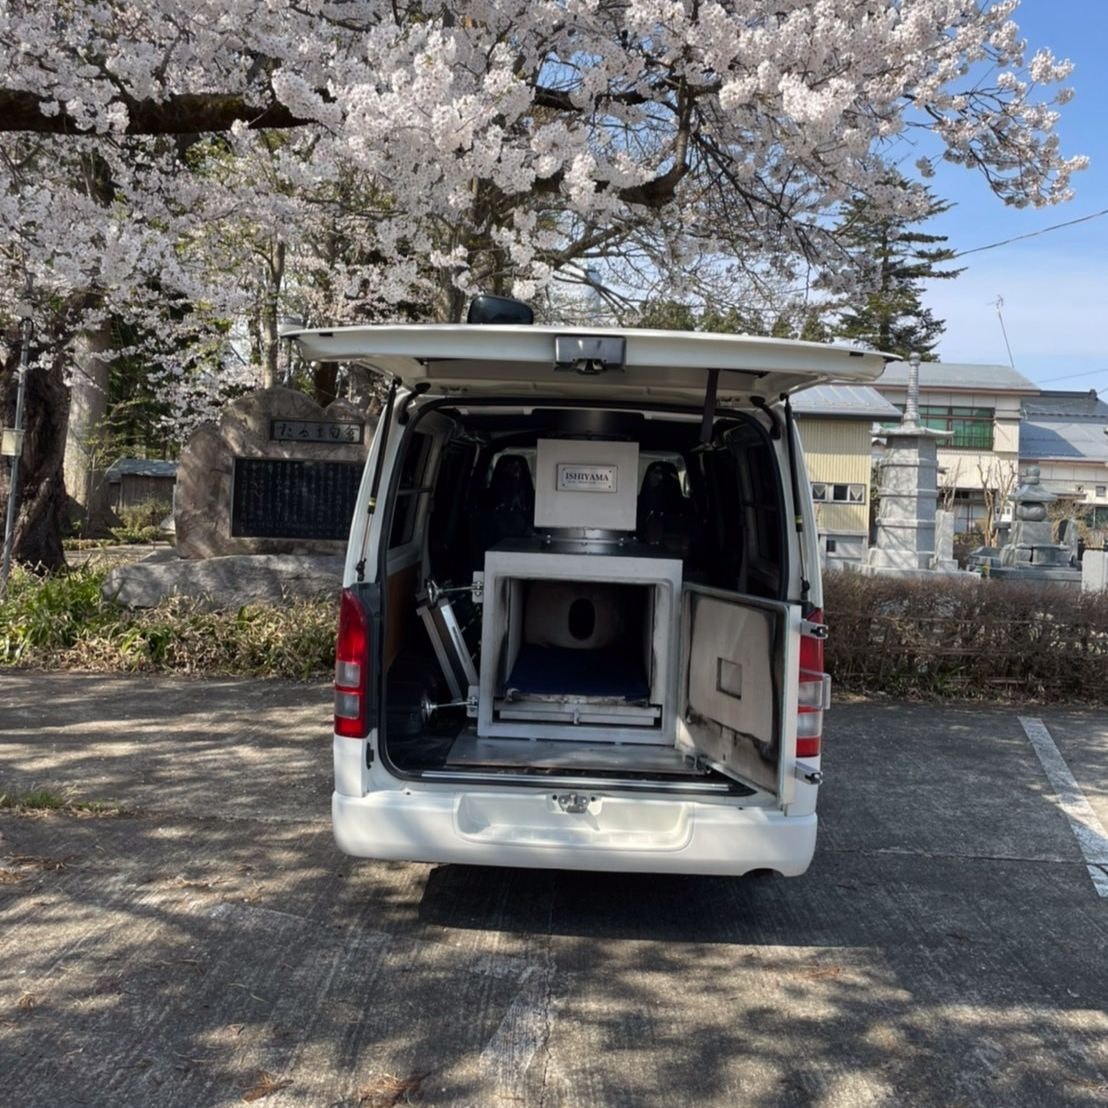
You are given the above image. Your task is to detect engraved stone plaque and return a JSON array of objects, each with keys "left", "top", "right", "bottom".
[
  {"left": 270, "top": 419, "right": 364, "bottom": 444},
  {"left": 175, "top": 386, "right": 373, "bottom": 558},
  {"left": 231, "top": 458, "right": 362, "bottom": 540}
]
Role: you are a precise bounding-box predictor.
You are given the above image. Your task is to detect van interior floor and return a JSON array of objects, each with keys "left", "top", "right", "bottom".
[{"left": 445, "top": 734, "right": 709, "bottom": 775}]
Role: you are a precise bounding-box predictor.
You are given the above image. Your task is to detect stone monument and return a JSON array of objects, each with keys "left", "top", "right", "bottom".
[
  {"left": 1083, "top": 549, "right": 1108, "bottom": 593},
  {"left": 931, "top": 508, "right": 960, "bottom": 572},
  {"left": 865, "top": 353, "right": 952, "bottom": 575},
  {"left": 104, "top": 386, "right": 376, "bottom": 608},
  {"left": 968, "top": 467, "right": 1082, "bottom": 584},
  {"left": 990, "top": 467, "right": 1080, "bottom": 583},
  {"left": 999, "top": 466, "right": 1056, "bottom": 566},
  {"left": 175, "top": 386, "right": 372, "bottom": 559}
]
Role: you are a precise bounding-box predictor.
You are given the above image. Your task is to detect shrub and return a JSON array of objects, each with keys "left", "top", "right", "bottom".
[
  {"left": 110, "top": 498, "right": 172, "bottom": 543},
  {"left": 6, "top": 563, "right": 1105, "bottom": 701},
  {"left": 824, "top": 571, "right": 1108, "bottom": 704},
  {"left": 952, "top": 528, "right": 986, "bottom": 567},
  {"left": 0, "top": 565, "right": 335, "bottom": 679},
  {"left": 0, "top": 564, "right": 115, "bottom": 663}
]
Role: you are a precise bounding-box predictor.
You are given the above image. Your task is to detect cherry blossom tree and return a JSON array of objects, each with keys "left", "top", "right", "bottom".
[
  {"left": 1, "top": 1, "right": 1086, "bottom": 307},
  {"left": 0, "top": 0, "right": 1088, "bottom": 560}
]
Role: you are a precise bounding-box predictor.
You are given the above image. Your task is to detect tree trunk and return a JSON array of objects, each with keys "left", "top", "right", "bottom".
[
  {"left": 1, "top": 338, "right": 68, "bottom": 571},
  {"left": 261, "top": 240, "right": 286, "bottom": 387},
  {"left": 313, "top": 361, "right": 339, "bottom": 407},
  {"left": 445, "top": 282, "right": 467, "bottom": 323},
  {"left": 248, "top": 308, "right": 263, "bottom": 369},
  {"left": 261, "top": 302, "right": 279, "bottom": 388},
  {"left": 63, "top": 321, "right": 114, "bottom": 536}
]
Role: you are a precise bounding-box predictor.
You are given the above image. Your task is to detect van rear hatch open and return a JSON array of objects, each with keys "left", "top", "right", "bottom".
[
  {"left": 290, "top": 324, "right": 887, "bottom": 404},
  {"left": 315, "top": 323, "right": 885, "bottom": 806}
]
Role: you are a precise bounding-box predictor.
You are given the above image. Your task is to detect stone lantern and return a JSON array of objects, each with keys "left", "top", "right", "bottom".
[{"left": 999, "top": 466, "right": 1067, "bottom": 567}]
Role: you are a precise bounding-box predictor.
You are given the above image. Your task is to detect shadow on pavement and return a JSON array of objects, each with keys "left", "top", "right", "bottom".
[{"left": 1, "top": 679, "right": 1106, "bottom": 1106}]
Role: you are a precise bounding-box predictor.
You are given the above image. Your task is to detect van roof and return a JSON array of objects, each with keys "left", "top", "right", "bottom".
[{"left": 290, "top": 324, "right": 890, "bottom": 404}]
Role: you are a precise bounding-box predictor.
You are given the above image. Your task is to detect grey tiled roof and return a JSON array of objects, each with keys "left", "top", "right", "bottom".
[
  {"left": 876, "top": 361, "right": 1037, "bottom": 391},
  {"left": 1022, "top": 391, "right": 1108, "bottom": 419},
  {"left": 1019, "top": 389, "right": 1108, "bottom": 461},
  {"left": 1020, "top": 419, "right": 1108, "bottom": 462},
  {"left": 791, "top": 384, "right": 901, "bottom": 419},
  {"left": 104, "top": 458, "right": 179, "bottom": 481}
]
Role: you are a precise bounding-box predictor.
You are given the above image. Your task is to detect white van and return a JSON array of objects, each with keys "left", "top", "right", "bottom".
[{"left": 292, "top": 308, "right": 886, "bottom": 876}]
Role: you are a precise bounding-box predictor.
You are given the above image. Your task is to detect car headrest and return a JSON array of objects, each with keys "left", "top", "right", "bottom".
[
  {"left": 487, "top": 454, "right": 534, "bottom": 513},
  {"left": 638, "top": 461, "right": 684, "bottom": 516}
]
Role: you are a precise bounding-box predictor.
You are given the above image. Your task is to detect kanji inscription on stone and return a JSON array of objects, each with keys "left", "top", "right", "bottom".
[
  {"left": 231, "top": 458, "right": 362, "bottom": 539},
  {"left": 269, "top": 419, "right": 364, "bottom": 444}
]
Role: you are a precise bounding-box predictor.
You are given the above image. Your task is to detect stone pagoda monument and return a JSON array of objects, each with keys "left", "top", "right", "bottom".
[
  {"left": 987, "top": 466, "right": 1082, "bottom": 584},
  {"left": 865, "top": 353, "right": 951, "bottom": 575},
  {"left": 1000, "top": 467, "right": 1058, "bottom": 566}
]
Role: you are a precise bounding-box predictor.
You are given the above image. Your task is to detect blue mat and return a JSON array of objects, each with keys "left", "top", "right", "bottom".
[{"left": 507, "top": 644, "right": 650, "bottom": 701}]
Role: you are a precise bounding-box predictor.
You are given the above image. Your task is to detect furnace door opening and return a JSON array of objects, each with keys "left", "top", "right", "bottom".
[{"left": 477, "top": 550, "right": 682, "bottom": 745}]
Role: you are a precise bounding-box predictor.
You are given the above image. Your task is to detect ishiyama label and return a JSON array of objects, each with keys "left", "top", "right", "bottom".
[{"left": 556, "top": 463, "right": 617, "bottom": 492}]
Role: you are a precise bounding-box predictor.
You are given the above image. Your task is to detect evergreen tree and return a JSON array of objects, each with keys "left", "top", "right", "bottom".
[
  {"left": 769, "top": 307, "right": 832, "bottom": 343},
  {"left": 833, "top": 181, "right": 963, "bottom": 359},
  {"left": 635, "top": 299, "right": 829, "bottom": 340}
]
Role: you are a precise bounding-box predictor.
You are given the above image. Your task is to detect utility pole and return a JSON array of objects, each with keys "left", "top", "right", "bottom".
[{"left": 1, "top": 279, "right": 33, "bottom": 595}]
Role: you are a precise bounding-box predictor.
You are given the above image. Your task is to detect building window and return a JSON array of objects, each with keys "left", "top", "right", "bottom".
[
  {"left": 1096, "top": 485, "right": 1107, "bottom": 498},
  {"left": 812, "top": 482, "right": 866, "bottom": 504},
  {"left": 949, "top": 489, "right": 986, "bottom": 532},
  {"left": 883, "top": 405, "right": 995, "bottom": 449}
]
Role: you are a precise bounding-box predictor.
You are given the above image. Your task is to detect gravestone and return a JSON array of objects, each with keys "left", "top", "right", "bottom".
[
  {"left": 1059, "top": 518, "right": 1080, "bottom": 567},
  {"left": 931, "top": 508, "right": 959, "bottom": 572},
  {"left": 1083, "top": 550, "right": 1108, "bottom": 593},
  {"left": 175, "top": 387, "right": 373, "bottom": 559}
]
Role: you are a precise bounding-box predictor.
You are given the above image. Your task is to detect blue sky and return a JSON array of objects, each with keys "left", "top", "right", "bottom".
[{"left": 918, "top": 0, "right": 1108, "bottom": 395}]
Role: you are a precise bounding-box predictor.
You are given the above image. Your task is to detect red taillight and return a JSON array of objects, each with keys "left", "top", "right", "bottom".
[
  {"left": 334, "top": 588, "right": 370, "bottom": 738},
  {"left": 797, "top": 608, "right": 827, "bottom": 759}
]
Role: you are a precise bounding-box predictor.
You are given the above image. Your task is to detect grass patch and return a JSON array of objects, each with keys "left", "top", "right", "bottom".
[
  {"left": 0, "top": 785, "right": 132, "bottom": 817},
  {"left": 0, "top": 788, "right": 67, "bottom": 811},
  {"left": 62, "top": 538, "right": 117, "bottom": 551},
  {"left": 0, "top": 564, "right": 335, "bottom": 679}
]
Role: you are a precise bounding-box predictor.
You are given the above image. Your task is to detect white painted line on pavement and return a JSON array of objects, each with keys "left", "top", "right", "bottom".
[{"left": 1019, "top": 716, "right": 1108, "bottom": 898}]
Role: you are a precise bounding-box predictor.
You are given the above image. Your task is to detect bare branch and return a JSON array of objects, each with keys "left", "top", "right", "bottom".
[{"left": 0, "top": 89, "right": 313, "bottom": 135}]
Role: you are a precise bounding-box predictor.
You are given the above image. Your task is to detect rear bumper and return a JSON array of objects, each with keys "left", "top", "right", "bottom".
[{"left": 333, "top": 787, "right": 816, "bottom": 876}]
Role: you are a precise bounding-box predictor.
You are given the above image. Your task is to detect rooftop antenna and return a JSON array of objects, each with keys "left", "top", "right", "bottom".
[{"left": 992, "top": 295, "right": 1016, "bottom": 368}]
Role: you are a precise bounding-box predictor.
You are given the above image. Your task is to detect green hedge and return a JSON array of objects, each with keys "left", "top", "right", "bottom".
[
  {"left": 4, "top": 563, "right": 1106, "bottom": 701},
  {"left": 824, "top": 571, "right": 1108, "bottom": 703}
]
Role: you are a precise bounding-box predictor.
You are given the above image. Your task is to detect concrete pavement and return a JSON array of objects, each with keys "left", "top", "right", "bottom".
[{"left": 1, "top": 672, "right": 1105, "bottom": 1107}]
